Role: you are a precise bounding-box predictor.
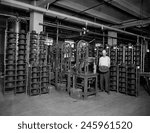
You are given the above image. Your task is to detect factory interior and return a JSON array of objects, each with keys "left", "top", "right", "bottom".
[{"left": 0, "top": 0, "right": 150, "bottom": 116}]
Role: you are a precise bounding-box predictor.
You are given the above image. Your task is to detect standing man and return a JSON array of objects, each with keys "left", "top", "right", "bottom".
[{"left": 99, "top": 49, "right": 110, "bottom": 94}]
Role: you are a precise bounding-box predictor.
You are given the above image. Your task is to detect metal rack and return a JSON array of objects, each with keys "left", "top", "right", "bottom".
[
  {"left": 27, "top": 31, "right": 40, "bottom": 96},
  {"left": 109, "top": 65, "right": 118, "bottom": 92},
  {"left": 29, "top": 31, "right": 39, "bottom": 65},
  {"left": 3, "top": 29, "right": 17, "bottom": 94},
  {"left": 39, "top": 32, "right": 48, "bottom": 65},
  {"left": 54, "top": 47, "right": 62, "bottom": 89},
  {"left": 110, "top": 46, "right": 117, "bottom": 65},
  {"left": 117, "top": 44, "right": 125, "bottom": 65},
  {"left": 40, "top": 65, "right": 50, "bottom": 94},
  {"left": 3, "top": 17, "right": 29, "bottom": 95},
  {"left": 28, "top": 64, "right": 50, "bottom": 96},
  {"left": 118, "top": 64, "right": 127, "bottom": 94},
  {"left": 39, "top": 32, "right": 50, "bottom": 94},
  {"left": 28, "top": 64, "right": 40, "bottom": 96},
  {"left": 109, "top": 46, "right": 118, "bottom": 92},
  {"left": 15, "top": 30, "right": 28, "bottom": 94},
  {"left": 127, "top": 65, "right": 139, "bottom": 96},
  {"left": 27, "top": 31, "right": 50, "bottom": 96},
  {"left": 48, "top": 44, "right": 56, "bottom": 86},
  {"left": 125, "top": 44, "right": 134, "bottom": 65},
  {"left": 133, "top": 43, "right": 141, "bottom": 68}
]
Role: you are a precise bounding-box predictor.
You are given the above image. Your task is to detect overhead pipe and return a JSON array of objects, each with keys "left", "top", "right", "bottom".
[
  {"left": 40, "top": 22, "right": 81, "bottom": 32},
  {"left": 1, "top": 0, "right": 150, "bottom": 40},
  {"left": 0, "top": 13, "right": 18, "bottom": 18},
  {"left": 40, "top": 22, "right": 136, "bottom": 42},
  {"left": 0, "top": 13, "right": 30, "bottom": 20}
]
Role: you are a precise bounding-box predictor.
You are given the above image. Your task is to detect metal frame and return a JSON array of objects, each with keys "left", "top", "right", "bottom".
[
  {"left": 40, "top": 65, "right": 50, "bottom": 95},
  {"left": 3, "top": 29, "right": 17, "bottom": 94},
  {"left": 61, "top": 42, "right": 72, "bottom": 92},
  {"left": 75, "top": 40, "right": 98, "bottom": 99},
  {"left": 118, "top": 64, "right": 127, "bottom": 94},
  {"left": 28, "top": 65, "right": 40, "bottom": 96},
  {"left": 75, "top": 73, "right": 98, "bottom": 99},
  {"left": 109, "top": 65, "right": 118, "bottom": 92},
  {"left": 127, "top": 65, "right": 138, "bottom": 97},
  {"left": 15, "top": 31, "right": 28, "bottom": 94}
]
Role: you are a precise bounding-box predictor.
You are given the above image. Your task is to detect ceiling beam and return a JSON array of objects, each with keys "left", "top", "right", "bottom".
[
  {"left": 130, "top": 27, "right": 150, "bottom": 35},
  {"left": 113, "top": 18, "right": 150, "bottom": 28},
  {"left": 36, "top": 0, "right": 57, "bottom": 7},
  {"left": 104, "top": 0, "right": 149, "bottom": 19},
  {"left": 55, "top": 0, "right": 121, "bottom": 24}
]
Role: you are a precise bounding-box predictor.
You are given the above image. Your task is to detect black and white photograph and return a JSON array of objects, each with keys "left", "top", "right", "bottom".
[{"left": 0, "top": 0, "right": 150, "bottom": 118}]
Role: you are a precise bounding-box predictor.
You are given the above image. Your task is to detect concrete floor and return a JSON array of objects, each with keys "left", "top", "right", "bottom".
[{"left": 0, "top": 84, "right": 150, "bottom": 116}]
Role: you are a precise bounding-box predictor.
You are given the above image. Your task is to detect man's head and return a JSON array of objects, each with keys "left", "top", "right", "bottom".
[{"left": 102, "top": 49, "right": 107, "bottom": 57}]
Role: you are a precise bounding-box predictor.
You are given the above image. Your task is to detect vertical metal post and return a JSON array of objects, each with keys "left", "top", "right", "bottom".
[
  {"left": 123, "top": 46, "right": 125, "bottom": 64},
  {"left": 55, "top": 22, "right": 59, "bottom": 89},
  {"left": 103, "top": 31, "right": 105, "bottom": 47},
  {"left": 131, "top": 46, "right": 134, "bottom": 65},
  {"left": 3, "top": 29, "right": 7, "bottom": 94},
  {"left": 141, "top": 39, "right": 144, "bottom": 72},
  {"left": 15, "top": 20, "right": 19, "bottom": 94},
  {"left": 26, "top": 32, "right": 30, "bottom": 94},
  {"left": 142, "top": 38, "right": 147, "bottom": 72}
]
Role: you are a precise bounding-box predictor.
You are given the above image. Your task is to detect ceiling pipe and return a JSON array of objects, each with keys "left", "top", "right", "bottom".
[
  {"left": 0, "top": 13, "right": 30, "bottom": 20},
  {"left": 0, "top": 13, "right": 17, "bottom": 18},
  {"left": 40, "top": 22, "right": 136, "bottom": 42},
  {"left": 1, "top": 0, "right": 150, "bottom": 40},
  {"left": 0, "top": 13, "right": 135, "bottom": 42}
]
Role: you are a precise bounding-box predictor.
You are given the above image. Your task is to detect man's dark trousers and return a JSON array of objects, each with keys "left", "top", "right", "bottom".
[{"left": 100, "top": 71, "right": 109, "bottom": 92}]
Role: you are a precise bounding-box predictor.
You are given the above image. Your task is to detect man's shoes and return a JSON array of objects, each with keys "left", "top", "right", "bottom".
[
  {"left": 101, "top": 89, "right": 104, "bottom": 92},
  {"left": 107, "top": 91, "right": 110, "bottom": 95}
]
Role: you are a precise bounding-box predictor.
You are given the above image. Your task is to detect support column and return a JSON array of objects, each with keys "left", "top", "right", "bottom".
[
  {"left": 15, "top": 20, "right": 20, "bottom": 33},
  {"left": 108, "top": 31, "right": 117, "bottom": 46},
  {"left": 30, "top": 11, "right": 43, "bottom": 33}
]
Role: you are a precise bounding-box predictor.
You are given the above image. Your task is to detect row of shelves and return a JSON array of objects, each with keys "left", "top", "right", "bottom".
[
  {"left": 3, "top": 29, "right": 50, "bottom": 95},
  {"left": 28, "top": 65, "right": 51, "bottom": 96},
  {"left": 109, "top": 65, "right": 139, "bottom": 96},
  {"left": 3, "top": 65, "right": 51, "bottom": 95}
]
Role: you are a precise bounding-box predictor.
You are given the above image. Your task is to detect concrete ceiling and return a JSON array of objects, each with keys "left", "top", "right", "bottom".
[
  {"left": 1, "top": 0, "right": 150, "bottom": 36},
  {"left": 36, "top": 0, "right": 150, "bottom": 25}
]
